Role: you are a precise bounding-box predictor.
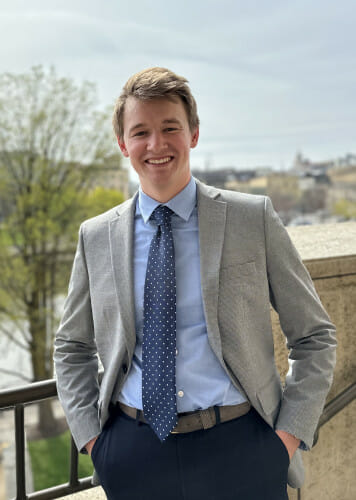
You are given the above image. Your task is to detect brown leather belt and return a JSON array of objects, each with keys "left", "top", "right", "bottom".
[{"left": 118, "top": 401, "right": 251, "bottom": 434}]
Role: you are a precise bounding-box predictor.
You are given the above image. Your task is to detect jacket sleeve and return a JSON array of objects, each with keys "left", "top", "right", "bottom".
[
  {"left": 264, "top": 197, "right": 337, "bottom": 449},
  {"left": 54, "top": 224, "right": 101, "bottom": 453}
]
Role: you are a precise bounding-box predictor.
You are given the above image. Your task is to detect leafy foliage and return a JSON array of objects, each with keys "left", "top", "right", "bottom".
[
  {"left": 0, "top": 67, "right": 125, "bottom": 431},
  {"left": 86, "top": 186, "right": 125, "bottom": 216},
  {"left": 333, "top": 199, "right": 356, "bottom": 220}
]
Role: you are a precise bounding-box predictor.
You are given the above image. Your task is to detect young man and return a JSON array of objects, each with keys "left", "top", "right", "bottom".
[{"left": 54, "top": 68, "right": 336, "bottom": 499}]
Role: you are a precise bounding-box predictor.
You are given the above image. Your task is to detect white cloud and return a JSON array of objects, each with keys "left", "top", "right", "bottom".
[{"left": 0, "top": 0, "right": 355, "bottom": 169}]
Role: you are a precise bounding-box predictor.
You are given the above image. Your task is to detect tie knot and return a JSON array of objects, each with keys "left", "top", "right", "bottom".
[{"left": 151, "top": 205, "right": 174, "bottom": 226}]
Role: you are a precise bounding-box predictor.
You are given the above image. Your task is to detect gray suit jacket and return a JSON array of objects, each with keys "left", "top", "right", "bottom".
[{"left": 54, "top": 179, "right": 336, "bottom": 488}]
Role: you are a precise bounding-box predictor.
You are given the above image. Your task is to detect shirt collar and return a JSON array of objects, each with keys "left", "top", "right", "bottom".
[{"left": 137, "top": 176, "right": 197, "bottom": 223}]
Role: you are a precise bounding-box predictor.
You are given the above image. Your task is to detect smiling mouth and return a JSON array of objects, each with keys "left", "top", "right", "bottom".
[{"left": 145, "top": 156, "right": 173, "bottom": 165}]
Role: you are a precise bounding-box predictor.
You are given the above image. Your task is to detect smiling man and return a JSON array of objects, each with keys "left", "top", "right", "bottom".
[
  {"left": 118, "top": 94, "right": 199, "bottom": 202},
  {"left": 54, "top": 67, "right": 336, "bottom": 500}
]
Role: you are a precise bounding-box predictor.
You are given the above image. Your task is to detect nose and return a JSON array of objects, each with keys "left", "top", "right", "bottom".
[{"left": 147, "top": 131, "right": 167, "bottom": 152}]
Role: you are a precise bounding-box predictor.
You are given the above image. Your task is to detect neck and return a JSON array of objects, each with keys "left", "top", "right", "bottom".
[{"left": 142, "top": 177, "right": 191, "bottom": 203}]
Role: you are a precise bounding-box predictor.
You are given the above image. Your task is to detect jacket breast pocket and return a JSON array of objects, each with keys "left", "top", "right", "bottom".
[{"left": 220, "top": 260, "right": 256, "bottom": 278}]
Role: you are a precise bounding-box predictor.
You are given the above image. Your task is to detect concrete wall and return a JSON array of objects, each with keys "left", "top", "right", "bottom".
[{"left": 278, "top": 222, "right": 356, "bottom": 500}]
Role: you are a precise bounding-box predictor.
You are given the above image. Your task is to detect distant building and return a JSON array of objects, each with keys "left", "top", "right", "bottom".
[
  {"left": 192, "top": 167, "right": 272, "bottom": 192},
  {"left": 266, "top": 173, "right": 301, "bottom": 213},
  {"left": 225, "top": 175, "right": 268, "bottom": 195},
  {"left": 327, "top": 165, "right": 356, "bottom": 206},
  {"left": 90, "top": 153, "right": 129, "bottom": 199},
  {"left": 293, "top": 151, "right": 356, "bottom": 174},
  {"left": 334, "top": 153, "right": 356, "bottom": 168},
  {"left": 192, "top": 159, "right": 355, "bottom": 224},
  {"left": 298, "top": 172, "right": 331, "bottom": 191},
  {"left": 192, "top": 167, "right": 244, "bottom": 188}
]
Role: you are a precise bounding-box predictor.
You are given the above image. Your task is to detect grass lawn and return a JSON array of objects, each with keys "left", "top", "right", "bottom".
[{"left": 28, "top": 430, "right": 94, "bottom": 491}]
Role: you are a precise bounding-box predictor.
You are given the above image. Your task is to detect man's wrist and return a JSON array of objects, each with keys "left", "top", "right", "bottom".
[
  {"left": 85, "top": 436, "right": 99, "bottom": 456},
  {"left": 275, "top": 429, "right": 301, "bottom": 460}
]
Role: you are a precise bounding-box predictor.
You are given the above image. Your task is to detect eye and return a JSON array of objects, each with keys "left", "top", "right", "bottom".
[
  {"left": 132, "top": 130, "right": 146, "bottom": 137},
  {"left": 165, "top": 127, "right": 178, "bottom": 132}
]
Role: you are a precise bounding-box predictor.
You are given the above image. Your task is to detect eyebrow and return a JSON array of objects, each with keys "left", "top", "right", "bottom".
[
  {"left": 162, "top": 118, "right": 182, "bottom": 126},
  {"left": 128, "top": 118, "right": 183, "bottom": 135}
]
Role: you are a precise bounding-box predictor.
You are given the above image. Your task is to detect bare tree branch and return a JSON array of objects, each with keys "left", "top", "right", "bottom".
[
  {"left": 0, "top": 323, "right": 29, "bottom": 350},
  {"left": 0, "top": 368, "right": 32, "bottom": 382}
]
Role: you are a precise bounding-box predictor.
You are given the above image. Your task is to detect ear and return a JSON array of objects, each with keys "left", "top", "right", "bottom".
[
  {"left": 118, "top": 137, "right": 129, "bottom": 157},
  {"left": 190, "top": 127, "right": 199, "bottom": 149}
]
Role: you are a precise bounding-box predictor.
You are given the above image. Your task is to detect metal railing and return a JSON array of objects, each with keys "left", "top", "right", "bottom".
[
  {"left": 0, "top": 377, "right": 100, "bottom": 500},
  {"left": 298, "top": 381, "right": 356, "bottom": 500},
  {"left": 0, "top": 378, "right": 355, "bottom": 500},
  {"left": 316, "top": 382, "right": 356, "bottom": 431}
]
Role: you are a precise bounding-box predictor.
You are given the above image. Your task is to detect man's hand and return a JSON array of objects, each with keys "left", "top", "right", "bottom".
[
  {"left": 85, "top": 436, "right": 99, "bottom": 456},
  {"left": 275, "top": 430, "right": 301, "bottom": 461}
]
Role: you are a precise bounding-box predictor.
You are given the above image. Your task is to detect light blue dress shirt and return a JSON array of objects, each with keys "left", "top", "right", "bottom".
[{"left": 118, "top": 177, "right": 246, "bottom": 412}]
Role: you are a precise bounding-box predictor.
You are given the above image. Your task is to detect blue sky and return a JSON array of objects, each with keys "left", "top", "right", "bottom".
[{"left": 1, "top": 0, "right": 355, "bottom": 175}]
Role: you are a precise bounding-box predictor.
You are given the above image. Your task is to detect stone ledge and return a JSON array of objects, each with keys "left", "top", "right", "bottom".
[
  {"left": 304, "top": 255, "right": 356, "bottom": 279},
  {"left": 286, "top": 221, "right": 356, "bottom": 279},
  {"left": 286, "top": 221, "right": 356, "bottom": 260},
  {"left": 60, "top": 487, "right": 105, "bottom": 499}
]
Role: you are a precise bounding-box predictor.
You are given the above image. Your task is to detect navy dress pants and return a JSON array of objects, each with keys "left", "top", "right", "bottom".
[{"left": 91, "top": 406, "right": 289, "bottom": 500}]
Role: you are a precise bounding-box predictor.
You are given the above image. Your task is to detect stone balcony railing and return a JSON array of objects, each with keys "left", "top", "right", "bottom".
[{"left": 60, "top": 221, "right": 356, "bottom": 500}]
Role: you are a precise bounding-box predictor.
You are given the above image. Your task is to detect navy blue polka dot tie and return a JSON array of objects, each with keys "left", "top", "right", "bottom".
[{"left": 142, "top": 205, "right": 178, "bottom": 441}]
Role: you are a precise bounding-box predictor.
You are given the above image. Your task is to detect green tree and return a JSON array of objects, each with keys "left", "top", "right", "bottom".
[
  {"left": 333, "top": 199, "right": 356, "bottom": 220},
  {"left": 0, "top": 66, "right": 125, "bottom": 434},
  {"left": 86, "top": 186, "right": 125, "bottom": 215}
]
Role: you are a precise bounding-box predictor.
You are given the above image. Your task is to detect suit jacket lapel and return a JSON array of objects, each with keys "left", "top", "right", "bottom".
[
  {"left": 108, "top": 181, "right": 228, "bottom": 365},
  {"left": 196, "top": 180, "right": 226, "bottom": 363},
  {"left": 109, "top": 194, "right": 138, "bottom": 358},
  {"left": 196, "top": 180, "right": 250, "bottom": 398}
]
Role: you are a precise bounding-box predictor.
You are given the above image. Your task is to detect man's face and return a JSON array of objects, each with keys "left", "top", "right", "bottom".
[{"left": 118, "top": 96, "right": 199, "bottom": 201}]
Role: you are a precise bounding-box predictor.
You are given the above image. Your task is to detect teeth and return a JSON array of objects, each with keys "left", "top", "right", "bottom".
[{"left": 147, "top": 157, "right": 171, "bottom": 164}]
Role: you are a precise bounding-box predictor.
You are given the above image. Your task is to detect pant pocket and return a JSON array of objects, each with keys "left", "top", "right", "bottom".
[
  {"left": 91, "top": 433, "right": 103, "bottom": 464},
  {"left": 91, "top": 424, "right": 111, "bottom": 472},
  {"left": 271, "top": 429, "right": 290, "bottom": 466}
]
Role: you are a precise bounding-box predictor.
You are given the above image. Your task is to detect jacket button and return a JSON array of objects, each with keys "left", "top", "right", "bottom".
[{"left": 122, "top": 364, "right": 128, "bottom": 374}]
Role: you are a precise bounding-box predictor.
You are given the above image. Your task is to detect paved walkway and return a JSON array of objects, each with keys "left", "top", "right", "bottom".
[
  {"left": 0, "top": 405, "right": 36, "bottom": 500},
  {"left": 60, "top": 487, "right": 106, "bottom": 499},
  {"left": 0, "top": 447, "right": 6, "bottom": 500},
  {"left": 0, "top": 400, "right": 66, "bottom": 500}
]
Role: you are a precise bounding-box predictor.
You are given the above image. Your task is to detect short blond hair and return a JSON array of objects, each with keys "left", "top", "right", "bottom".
[{"left": 112, "top": 67, "right": 199, "bottom": 140}]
